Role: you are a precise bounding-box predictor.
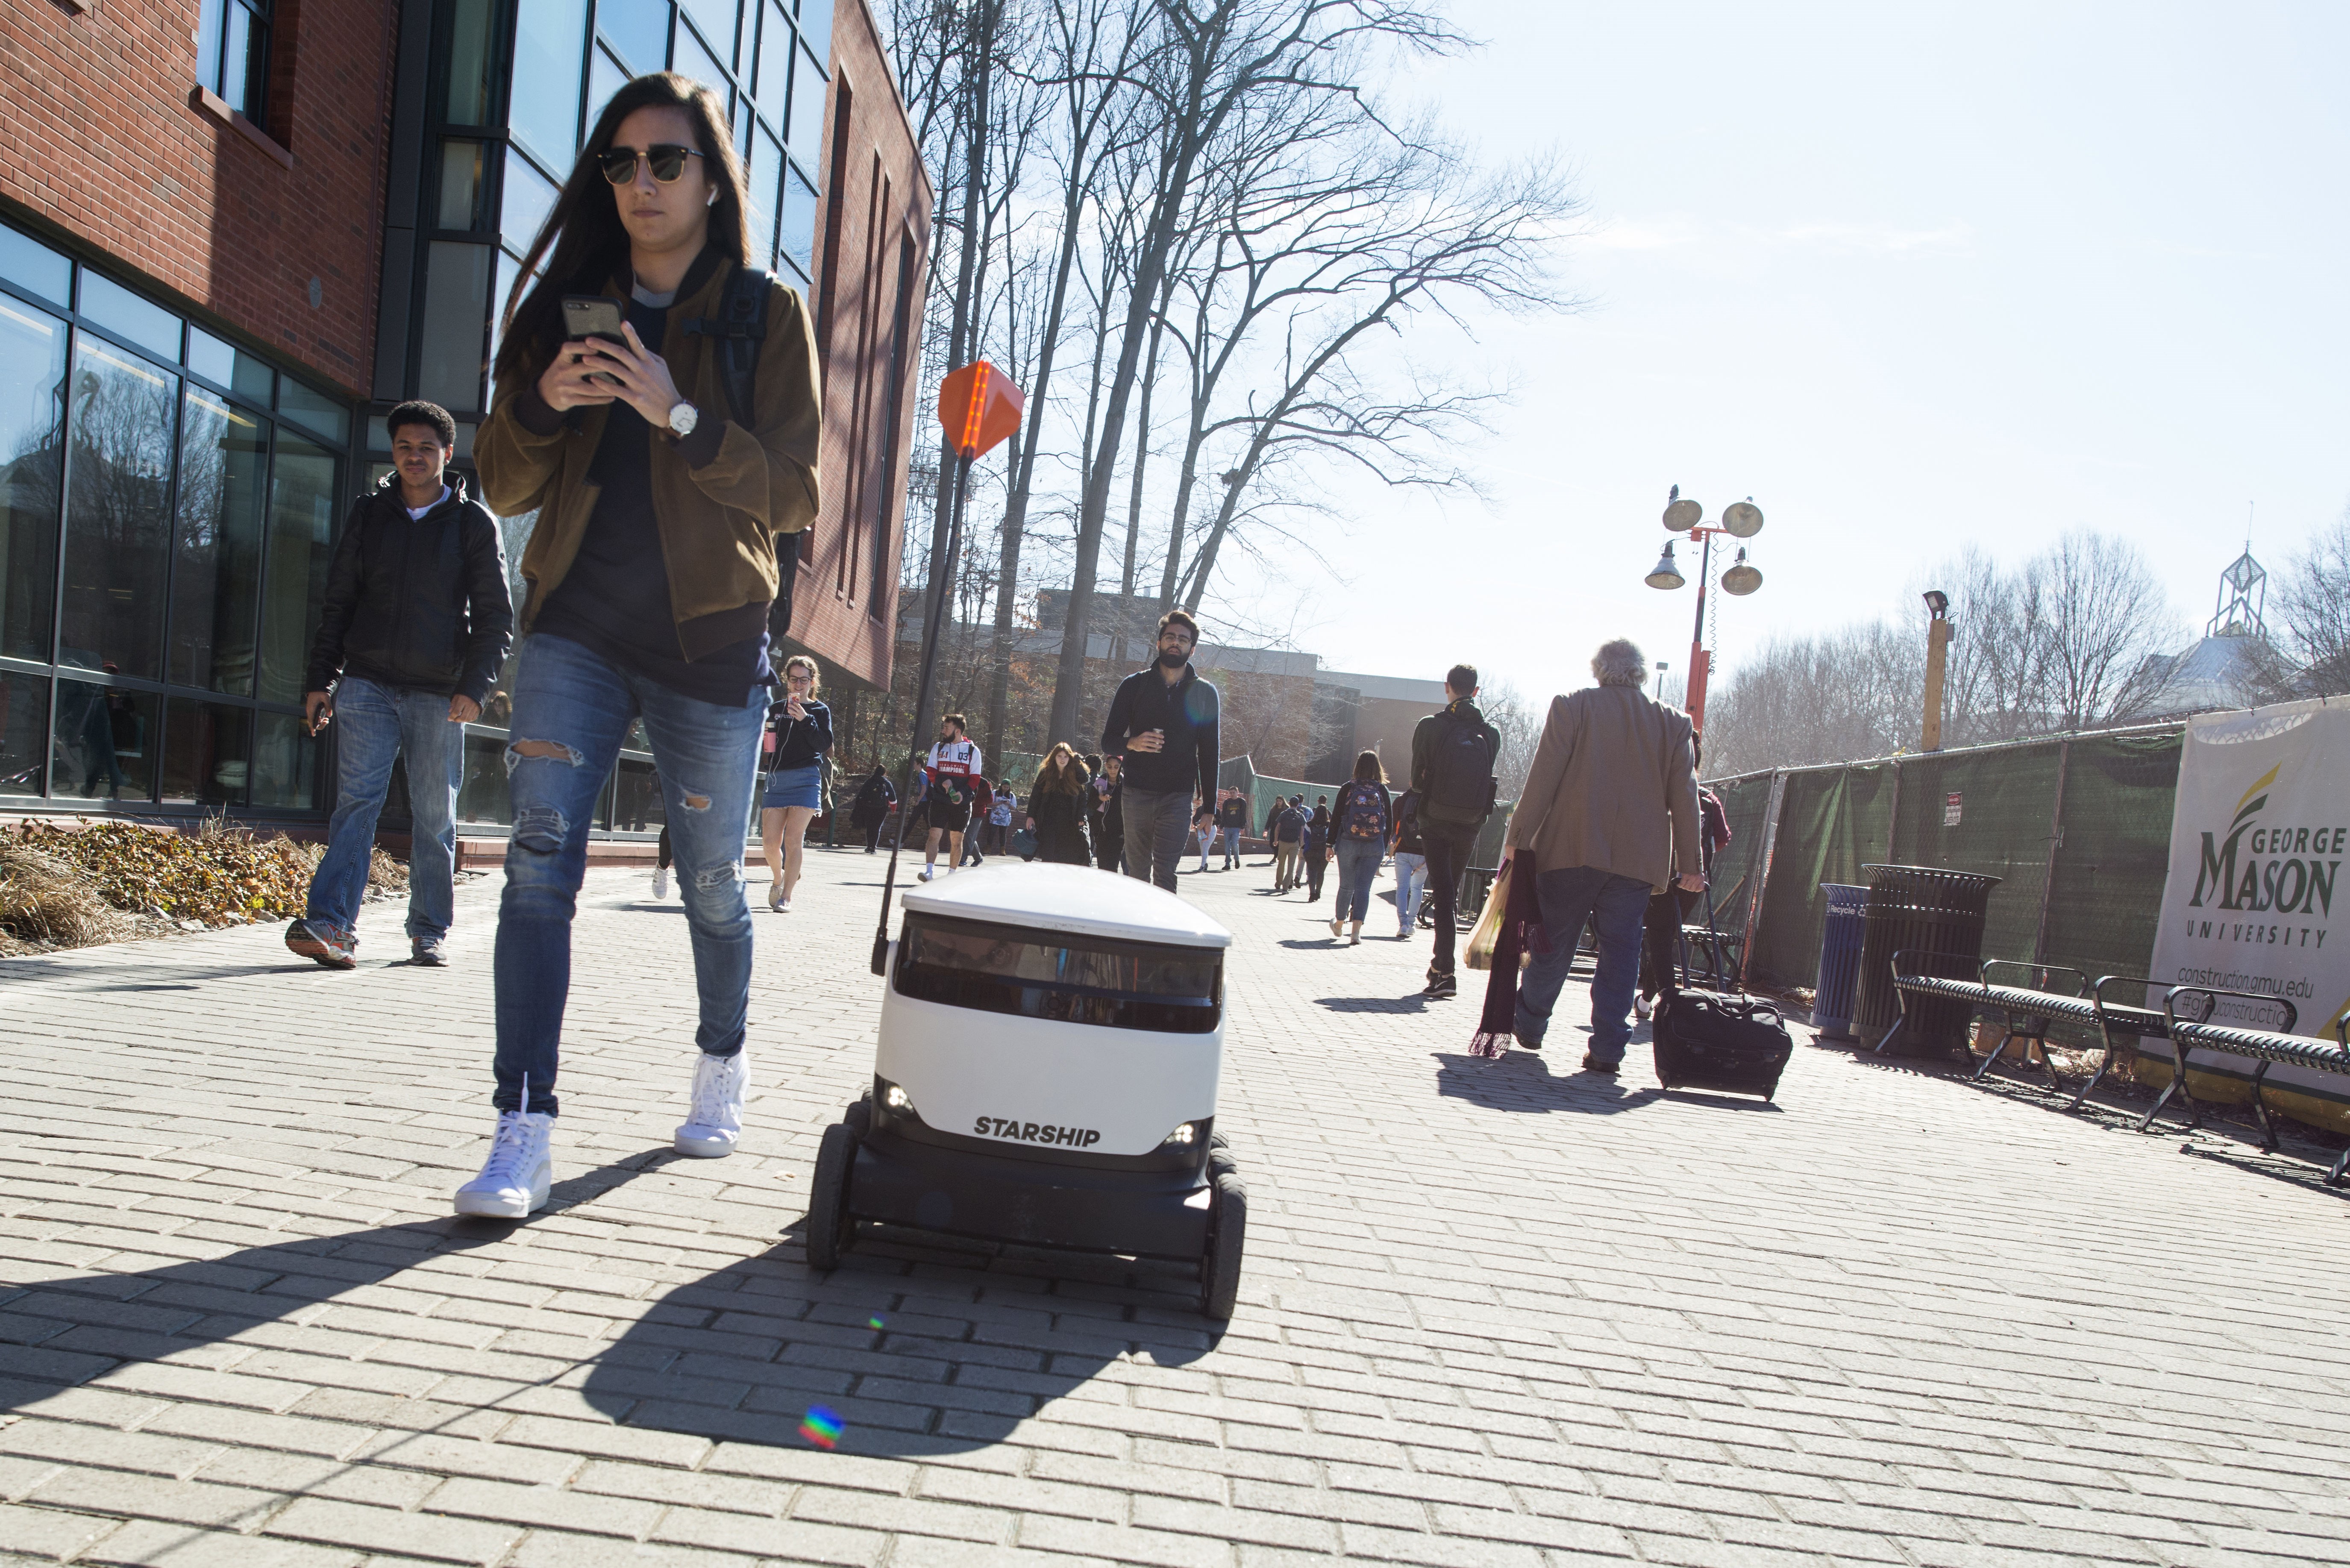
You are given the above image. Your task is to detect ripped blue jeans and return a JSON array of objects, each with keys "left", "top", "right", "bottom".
[{"left": 492, "top": 634, "right": 765, "bottom": 1116}]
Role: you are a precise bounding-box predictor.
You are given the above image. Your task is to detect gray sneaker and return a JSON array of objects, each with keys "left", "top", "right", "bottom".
[
  {"left": 286, "top": 919, "right": 357, "bottom": 970},
  {"left": 410, "top": 937, "right": 449, "bottom": 968}
]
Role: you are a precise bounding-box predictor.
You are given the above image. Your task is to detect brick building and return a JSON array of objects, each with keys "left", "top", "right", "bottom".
[{"left": 0, "top": 0, "right": 929, "bottom": 832}]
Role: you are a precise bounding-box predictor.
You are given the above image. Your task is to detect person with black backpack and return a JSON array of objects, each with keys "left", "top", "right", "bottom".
[
  {"left": 1410, "top": 663, "right": 1504, "bottom": 998},
  {"left": 1301, "top": 798, "right": 1332, "bottom": 901},
  {"left": 1325, "top": 752, "right": 1394, "bottom": 945},
  {"left": 461, "top": 73, "right": 820, "bottom": 1218}
]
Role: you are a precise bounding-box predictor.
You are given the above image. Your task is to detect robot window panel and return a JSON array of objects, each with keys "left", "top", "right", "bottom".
[{"left": 895, "top": 915, "right": 1223, "bottom": 1034}]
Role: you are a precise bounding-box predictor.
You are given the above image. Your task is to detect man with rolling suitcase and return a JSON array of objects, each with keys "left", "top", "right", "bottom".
[{"left": 1500, "top": 638, "right": 1702, "bottom": 1072}]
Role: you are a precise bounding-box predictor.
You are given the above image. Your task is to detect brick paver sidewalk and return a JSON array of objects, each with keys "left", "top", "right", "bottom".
[{"left": 1, "top": 846, "right": 2346, "bottom": 1567}]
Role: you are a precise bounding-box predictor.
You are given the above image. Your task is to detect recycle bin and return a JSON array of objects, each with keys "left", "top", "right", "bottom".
[
  {"left": 1852, "top": 863, "right": 2000, "bottom": 1057},
  {"left": 1811, "top": 882, "right": 1869, "bottom": 1039}
]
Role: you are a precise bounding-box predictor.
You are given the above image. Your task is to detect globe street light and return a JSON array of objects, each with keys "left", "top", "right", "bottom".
[{"left": 1645, "top": 488, "right": 1767, "bottom": 729}]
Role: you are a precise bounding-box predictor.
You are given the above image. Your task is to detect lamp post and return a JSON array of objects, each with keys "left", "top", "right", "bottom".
[
  {"left": 1653, "top": 661, "right": 1668, "bottom": 700},
  {"left": 1920, "top": 590, "right": 1952, "bottom": 752},
  {"left": 1645, "top": 489, "right": 1764, "bottom": 731}
]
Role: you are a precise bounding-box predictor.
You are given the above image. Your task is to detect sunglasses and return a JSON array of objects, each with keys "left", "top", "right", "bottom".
[{"left": 600, "top": 144, "right": 705, "bottom": 185}]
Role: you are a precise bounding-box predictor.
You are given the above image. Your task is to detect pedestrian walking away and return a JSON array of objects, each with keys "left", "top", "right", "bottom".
[
  {"left": 1268, "top": 793, "right": 1306, "bottom": 892},
  {"left": 1091, "top": 753, "right": 1126, "bottom": 873},
  {"left": 1501, "top": 638, "right": 1703, "bottom": 1072},
  {"left": 1027, "top": 744, "right": 1096, "bottom": 865},
  {"left": 758, "top": 654, "right": 831, "bottom": 911},
  {"left": 960, "top": 774, "right": 995, "bottom": 866},
  {"left": 1217, "top": 790, "right": 1250, "bottom": 869},
  {"left": 1301, "top": 798, "right": 1331, "bottom": 902},
  {"left": 916, "top": 714, "right": 984, "bottom": 880},
  {"left": 1326, "top": 752, "right": 1393, "bottom": 945},
  {"left": 460, "top": 72, "right": 822, "bottom": 1217},
  {"left": 848, "top": 763, "right": 895, "bottom": 852},
  {"left": 1637, "top": 732, "right": 1732, "bottom": 1018},
  {"left": 1390, "top": 787, "right": 1429, "bottom": 937},
  {"left": 1411, "top": 662, "right": 1503, "bottom": 999},
  {"left": 1099, "top": 609, "right": 1220, "bottom": 893},
  {"left": 288, "top": 399, "right": 513, "bottom": 972}
]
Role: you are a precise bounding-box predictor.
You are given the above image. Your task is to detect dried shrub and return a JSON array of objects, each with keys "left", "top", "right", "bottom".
[
  {"left": 9, "top": 820, "right": 316, "bottom": 928},
  {"left": 0, "top": 838, "right": 126, "bottom": 949}
]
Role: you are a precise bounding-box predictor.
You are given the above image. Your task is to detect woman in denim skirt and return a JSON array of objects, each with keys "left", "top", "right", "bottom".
[{"left": 758, "top": 655, "right": 831, "bottom": 911}]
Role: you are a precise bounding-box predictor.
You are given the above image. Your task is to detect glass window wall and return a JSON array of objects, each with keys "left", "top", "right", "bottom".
[{"left": 0, "top": 215, "right": 339, "bottom": 816}]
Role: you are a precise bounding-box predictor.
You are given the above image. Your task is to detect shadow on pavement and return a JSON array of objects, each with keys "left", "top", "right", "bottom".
[
  {"left": 1433, "top": 1049, "right": 1661, "bottom": 1115},
  {"left": 0, "top": 1150, "right": 1207, "bottom": 1461},
  {"left": 0, "top": 1153, "right": 678, "bottom": 1415},
  {"left": 1317, "top": 995, "right": 1432, "bottom": 1014},
  {"left": 0, "top": 960, "right": 306, "bottom": 991},
  {"left": 577, "top": 1219, "right": 1212, "bottom": 1457}
]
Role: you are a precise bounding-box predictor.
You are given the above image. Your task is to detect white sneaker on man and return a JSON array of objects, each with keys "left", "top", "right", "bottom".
[
  {"left": 917, "top": 866, "right": 934, "bottom": 883},
  {"left": 674, "top": 1050, "right": 747, "bottom": 1157},
  {"left": 453, "top": 1110, "right": 554, "bottom": 1218},
  {"left": 651, "top": 866, "right": 670, "bottom": 899}
]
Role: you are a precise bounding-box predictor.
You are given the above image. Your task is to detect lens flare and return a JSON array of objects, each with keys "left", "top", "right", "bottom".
[{"left": 798, "top": 1405, "right": 845, "bottom": 1450}]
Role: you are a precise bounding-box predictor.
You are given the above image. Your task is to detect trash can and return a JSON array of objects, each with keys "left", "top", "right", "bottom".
[
  {"left": 1812, "top": 883, "right": 1869, "bottom": 1039},
  {"left": 1852, "top": 863, "right": 2000, "bottom": 1057}
]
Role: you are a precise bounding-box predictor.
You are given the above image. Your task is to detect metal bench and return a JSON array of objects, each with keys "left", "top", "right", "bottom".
[
  {"left": 1881, "top": 953, "right": 2174, "bottom": 1113},
  {"left": 2150, "top": 988, "right": 2343, "bottom": 1184}
]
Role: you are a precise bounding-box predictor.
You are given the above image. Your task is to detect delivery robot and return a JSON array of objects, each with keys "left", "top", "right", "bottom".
[{"left": 804, "top": 863, "right": 1247, "bottom": 1319}]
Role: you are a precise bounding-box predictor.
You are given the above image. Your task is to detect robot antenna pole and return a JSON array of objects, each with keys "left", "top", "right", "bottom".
[{"left": 875, "top": 448, "right": 976, "bottom": 974}]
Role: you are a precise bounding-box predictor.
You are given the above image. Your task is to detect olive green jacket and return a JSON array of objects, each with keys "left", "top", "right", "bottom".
[{"left": 475, "top": 257, "right": 821, "bottom": 661}]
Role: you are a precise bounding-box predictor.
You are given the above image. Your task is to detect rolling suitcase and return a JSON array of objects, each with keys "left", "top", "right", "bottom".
[{"left": 1652, "top": 893, "right": 1793, "bottom": 1100}]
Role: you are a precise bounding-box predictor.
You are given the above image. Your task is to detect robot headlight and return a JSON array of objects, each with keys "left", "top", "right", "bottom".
[{"left": 1159, "top": 1119, "right": 1206, "bottom": 1147}]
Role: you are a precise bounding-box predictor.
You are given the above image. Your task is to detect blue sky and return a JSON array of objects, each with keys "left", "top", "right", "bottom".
[{"left": 1247, "top": 0, "right": 2350, "bottom": 695}]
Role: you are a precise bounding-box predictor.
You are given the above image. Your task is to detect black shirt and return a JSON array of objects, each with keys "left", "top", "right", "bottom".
[
  {"left": 533, "top": 253, "right": 769, "bottom": 705},
  {"left": 1099, "top": 663, "right": 1220, "bottom": 800},
  {"left": 765, "top": 697, "right": 833, "bottom": 769}
]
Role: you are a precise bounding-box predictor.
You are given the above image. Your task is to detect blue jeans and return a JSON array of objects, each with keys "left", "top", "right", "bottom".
[
  {"left": 1333, "top": 837, "right": 1383, "bottom": 923},
  {"left": 306, "top": 676, "right": 459, "bottom": 942},
  {"left": 1513, "top": 863, "right": 1654, "bottom": 1063},
  {"left": 492, "top": 635, "right": 764, "bottom": 1117},
  {"left": 1392, "top": 851, "right": 1428, "bottom": 931}
]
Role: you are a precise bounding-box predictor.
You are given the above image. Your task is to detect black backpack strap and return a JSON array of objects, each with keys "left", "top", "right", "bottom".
[{"left": 679, "top": 264, "right": 772, "bottom": 429}]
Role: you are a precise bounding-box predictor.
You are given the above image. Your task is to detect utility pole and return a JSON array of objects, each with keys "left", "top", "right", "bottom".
[{"left": 1921, "top": 590, "right": 1953, "bottom": 752}]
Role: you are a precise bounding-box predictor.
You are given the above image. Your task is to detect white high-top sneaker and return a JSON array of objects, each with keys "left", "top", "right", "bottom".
[
  {"left": 674, "top": 1050, "right": 747, "bottom": 1157},
  {"left": 453, "top": 1110, "right": 553, "bottom": 1218}
]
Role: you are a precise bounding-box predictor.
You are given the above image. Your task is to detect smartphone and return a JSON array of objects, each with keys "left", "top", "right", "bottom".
[{"left": 561, "top": 295, "right": 626, "bottom": 385}]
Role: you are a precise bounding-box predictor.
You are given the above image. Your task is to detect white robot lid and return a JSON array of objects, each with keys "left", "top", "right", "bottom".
[{"left": 900, "top": 864, "right": 1234, "bottom": 950}]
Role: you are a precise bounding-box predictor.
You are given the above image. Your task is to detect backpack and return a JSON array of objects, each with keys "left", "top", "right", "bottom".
[
  {"left": 1423, "top": 710, "right": 1498, "bottom": 828},
  {"left": 682, "top": 266, "right": 803, "bottom": 636},
  {"left": 1338, "top": 782, "right": 1387, "bottom": 842}
]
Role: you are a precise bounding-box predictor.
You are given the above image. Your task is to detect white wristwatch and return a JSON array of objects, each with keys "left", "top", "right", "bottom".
[{"left": 666, "top": 400, "right": 699, "bottom": 438}]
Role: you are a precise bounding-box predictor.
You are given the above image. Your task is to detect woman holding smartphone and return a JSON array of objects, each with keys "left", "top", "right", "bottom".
[
  {"left": 759, "top": 655, "right": 830, "bottom": 911},
  {"left": 456, "top": 72, "right": 820, "bottom": 1219}
]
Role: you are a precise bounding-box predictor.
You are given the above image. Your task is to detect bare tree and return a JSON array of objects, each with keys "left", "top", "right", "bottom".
[{"left": 2269, "top": 510, "right": 2350, "bottom": 697}]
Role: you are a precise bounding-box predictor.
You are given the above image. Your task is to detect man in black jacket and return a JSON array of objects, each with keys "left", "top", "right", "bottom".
[
  {"left": 286, "top": 402, "right": 513, "bottom": 969},
  {"left": 1410, "top": 662, "right": 1503, "bottom": 999},
  {"left": 1098, "top": 609, "right": 1219, "bottom": 893}
]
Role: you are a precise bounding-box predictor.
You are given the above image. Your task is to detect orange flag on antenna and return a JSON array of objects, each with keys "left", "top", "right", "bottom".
[{"left": 937, "top": 361, "right": 1025, "bottom": 460}]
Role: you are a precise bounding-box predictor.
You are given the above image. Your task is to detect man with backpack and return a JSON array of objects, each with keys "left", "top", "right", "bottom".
[
  {"left": 1410, "top": 663, "right": 1504, "bottom": 999},
  {"left": 1268, "top": 794, "right": 1307, "bottom": 891}
]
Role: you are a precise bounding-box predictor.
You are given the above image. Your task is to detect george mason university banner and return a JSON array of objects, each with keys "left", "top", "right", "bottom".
[{"left": 2150, "top": 697, "right": 2350, "bottom": 1122}]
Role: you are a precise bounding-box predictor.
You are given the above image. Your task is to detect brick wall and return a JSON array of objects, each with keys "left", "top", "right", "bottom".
[
  {"left": 0, "top": 0, "right": 397, "bottom": 395},
  {"left": 782, "top": 0, "right": 934, "bottom": 696}
]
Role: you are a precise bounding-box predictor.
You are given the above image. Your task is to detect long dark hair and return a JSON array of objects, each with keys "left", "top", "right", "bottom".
[
  {"left": 1350, "top": 749, "right": 1386, "bottom": 785},
  {"left": 492, "top": 73, "right": 751, "bottom": 393}
]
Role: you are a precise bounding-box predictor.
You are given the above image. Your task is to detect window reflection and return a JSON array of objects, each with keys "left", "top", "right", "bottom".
[
  {"left": 162, "top": 698, "right": 252, "bottom": 806},
  {"left": 52, "top": 680, "right": 158, "bottom": 802},
  {"left": 62, "top": 340, "right": 176, "bottom": 682},
  {"left": 249, "top": 710, "right": 319, "bottom": 810},
  {"left": 787, "top": 43, "right": 826, "bottom": 164},
  {"left": 258, "top": 431, "right": 338, "bottom": 706},
  {"left": 458, "top": 728, "right": 512, "bottom": 824},
  {"left": 172, "top": 389, "right": 267, "bottom": 695},
  {"left": 510, "top": 0, "right": 590, "bottom": 164},
  {"left": 0, "top": 669, "right": 47, "bottom": 798},
  {"left": 0, "top": 297, "right": 68, "bottom": 662},
  {"left": 895, "top": 918, "right": 1223, "bottom": 1034},
  {"left": 443, "top": 0, "right": 500, "bottom": 126}
]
